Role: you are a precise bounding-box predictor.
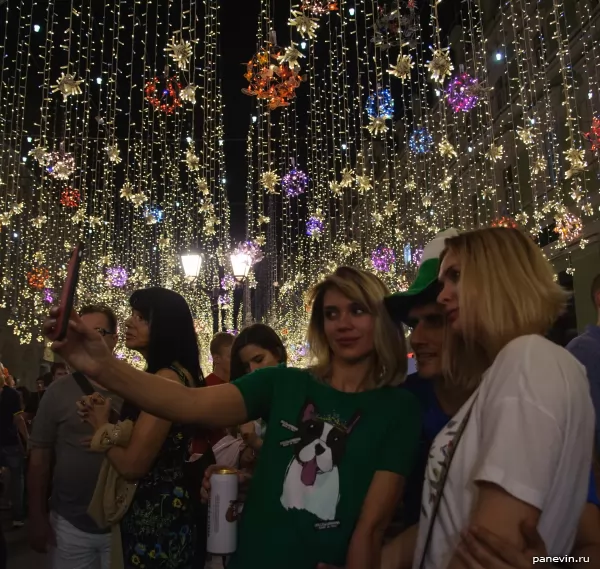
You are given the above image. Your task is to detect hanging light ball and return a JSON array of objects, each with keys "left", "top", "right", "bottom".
[
  {"left": 491, "top": 216, "right": 518, "bottom": 229},
  {"left": 60, "top": 187, "right": 81, "bottom": 208},
  {"left": 27, "top": 267, "right": 50, "bottom": 290},
  {"left": 46, "top": 151, "right": 76, "bottom": 180},
  {"left": 242, "top": 43, "right": 304, "bottom": 110},
  {"left": 583, "top": 116, "right": 600, "bottom": 152},
  {"left": 301, "top": 0, "right": 338, "bottom": 15},
  {"left": 366, "top": 89, "right": 394, "bottom": 119},
  {"left": 221, "top": 274, "right": 236, "bottom": 290},
  {"left": 143, "top": 205, "right": 164, "bottom": 224},
  {"left": 446, "top": 73, "right": 480, "bottom": 113},
  {"left": 144, "top": 76, "right": 182, "bottom": 114},
  {"left": 282, "top": 168, "right": 309, "bottom": 197},
  {"left": 42, "top": 288, "right": 55, "bottom": 303},
  {"left": 306, "top": 216, "right": 324, "bottom": 237},
  {"left": 371, "top": 246, "right": 396, "bottom": 272},
  {"left": 409, "top": 127, "right": 433, "bottom": 154},
  {"left": 554, "top": 212, "right": 583, "bottom": 243},
  {"left": 106, "top": 266, "right": 128, "bottom": 288}
]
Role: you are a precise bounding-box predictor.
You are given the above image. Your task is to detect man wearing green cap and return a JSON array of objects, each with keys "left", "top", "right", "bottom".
[{"left": 319, "top": 228, "right": 600, "bottom": 569}]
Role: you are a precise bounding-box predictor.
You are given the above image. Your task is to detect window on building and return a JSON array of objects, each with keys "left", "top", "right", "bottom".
[
  {"left": 495, "top": 75, "right": 507, "bottom": 112},
  {"left": 503, "top": 165, "right": 516, "bottom": 213}
]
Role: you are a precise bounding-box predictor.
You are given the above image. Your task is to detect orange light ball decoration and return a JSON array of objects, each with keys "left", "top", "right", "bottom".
[
  {"left": 27, "top": 267, "right": 50, "bottom": 290},
  {"left": 301, "top": 0, "right": 338, "bottom": 15},
  {"left": 491, "top": 216, "right": 518, "bottom": 229},
  {"left": 60, "top": 187, "right": 81, "bottom": 208},
  {"left": 242, "top": 43, "right": 304, "bottom": 110},
  {"left": 144, "top": 76, "right": 182, "bottom": 115}
]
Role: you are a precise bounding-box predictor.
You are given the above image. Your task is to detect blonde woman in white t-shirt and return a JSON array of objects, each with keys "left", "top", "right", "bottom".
[{"left": 412, "top": 226, "right": 595, "bottom": 569}]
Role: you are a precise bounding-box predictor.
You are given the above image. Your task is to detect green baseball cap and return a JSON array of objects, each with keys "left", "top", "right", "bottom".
[{"left": 384, "top": 228, "right": 459, "bottom": 324}]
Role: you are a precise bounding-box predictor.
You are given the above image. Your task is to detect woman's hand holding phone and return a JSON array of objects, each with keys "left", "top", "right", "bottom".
[{"left": 43, "top": 306, "right": 112, "bottom": 379}]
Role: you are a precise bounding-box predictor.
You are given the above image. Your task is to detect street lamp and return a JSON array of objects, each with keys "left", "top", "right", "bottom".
[
  {"left": 180, "top": 253, "right": 203, "bottom": 281},
  {"left": 230, "top": 251, "right": 252, "bottom": 282}
]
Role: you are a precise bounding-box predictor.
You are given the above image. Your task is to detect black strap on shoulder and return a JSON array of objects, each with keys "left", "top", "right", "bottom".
[{"left": 73, "top": 371, "right": 95, "bottom": 396}]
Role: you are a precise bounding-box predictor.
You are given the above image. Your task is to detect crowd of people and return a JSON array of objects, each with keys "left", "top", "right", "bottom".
[{"left": 1, "top": 225, "right": 599, "bottom": 569}]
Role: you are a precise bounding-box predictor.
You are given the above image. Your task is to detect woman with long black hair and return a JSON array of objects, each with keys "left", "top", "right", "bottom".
[{"left": 79, "top": 287, "right": 205, "bottom": 569}]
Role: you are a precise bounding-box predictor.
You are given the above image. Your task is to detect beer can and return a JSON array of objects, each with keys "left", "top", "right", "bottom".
[{"left": 207, "top": 468, "right": 239, "bottom": 555}]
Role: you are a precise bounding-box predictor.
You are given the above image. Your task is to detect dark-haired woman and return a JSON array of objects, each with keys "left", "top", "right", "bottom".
[
  {"left": 80, "top": 287, "right": 204, "bottom": 569},
  {"left": 230, "top": 324, "right": 287, "bottom": 453}
]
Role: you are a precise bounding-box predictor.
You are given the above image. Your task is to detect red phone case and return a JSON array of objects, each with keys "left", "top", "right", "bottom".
[{"left": 49, "top": 243, "right": 83, "bottom": 341}]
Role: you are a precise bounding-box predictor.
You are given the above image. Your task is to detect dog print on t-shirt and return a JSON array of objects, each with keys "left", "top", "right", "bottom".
[{"left": 280, "top": 400, "right": 361, "bottom": 522}]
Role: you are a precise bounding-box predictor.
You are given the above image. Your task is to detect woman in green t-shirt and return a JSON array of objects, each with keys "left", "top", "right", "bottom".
[{"left": 44, "top": 267, "right": 422, "bottom": 569}]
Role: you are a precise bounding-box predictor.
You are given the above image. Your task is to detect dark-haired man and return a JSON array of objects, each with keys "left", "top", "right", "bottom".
[
  {"left": 567, "top": 274, "right": 600, "bottom": 456},
  {"left": 28, "top": 304, "right": 122, "bottom": 569}
]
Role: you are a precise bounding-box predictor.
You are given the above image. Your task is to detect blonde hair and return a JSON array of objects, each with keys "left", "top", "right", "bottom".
[
  {"left": 306, "top": 266, "right": 407, "bottom": 387},
  {"left": 441, "top": 227, "right": 569, "bottom": 389}
]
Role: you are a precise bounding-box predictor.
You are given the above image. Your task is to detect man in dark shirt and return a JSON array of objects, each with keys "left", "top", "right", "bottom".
[{"left": 0, "top": 368, "right": 29, "bottom": 528}]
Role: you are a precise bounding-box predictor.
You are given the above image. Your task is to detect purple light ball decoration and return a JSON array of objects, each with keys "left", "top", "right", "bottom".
[
  {"left": 221, "top": 274, "right": 236, "bottom": 290},
  {"left": 43, "top": 288, "right": 54, "bottom": 304},
  {"left": 411, "top": 247, "right": 424, "bottom": 265},
  {"left": 106, "top": 266, "right": 128, "bottom": 288},
  {"left": 446, "top": 73, "right": 479, "bottom": 113},
  {"left": 371, "top": 246, "right": 396, "bottom": 272},
  {"left": 306, "top": 216, "right": 324, "bottom": 237},
  {"left": 282, "top": 168, "right": 309, "bottom": 198}
]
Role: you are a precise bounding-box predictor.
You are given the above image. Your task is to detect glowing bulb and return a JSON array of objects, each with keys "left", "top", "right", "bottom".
[
  {"left": 219, "top": 139, "right": 223, "bottom": 146},
  {"left": 252, "top": 116, "right": 257, "bottom": 123},
  {"left": 21, "top": 156, "right": 27, "bottom": 162},
  {"left": 495, "top": 52, "right": 503, "bottom": 61},
  {"left": 96, "top": 77, "right": 102, "bottom": 84},
  {"left": 300, "top": 42, "right": 307, "bottom": 50},
  {"left": 468, "top": 146, "right": 473, "bottom": 153},
  {"left": 186, "top": 136, "right": 192, "bottom": 143},
  {"left": 435, "top": 89, "right": 440, "bottom": 96},
  {"left": 530, "top": 118, "right": 535, "bottom": 124},
  {"left": 13, "top": 233, "right": 18, "bottom": 238},
  {"left": 349, "top": 7, "right": 355, "bottom": 15},
  {"left": 589, "top": 91, "right": 593, "bottom": 99},
  {"left": 341, "top": 143, "right": 347, "bottom": 150},
  {"left": 176, "top": 202, "right": 180, "bottom": 207},
  {"left": 33, "top": 24, "right": 41, "bottom": 32},
  {"left": 222, "top": 178, "right": 226, "bottom": 184},
  {"left": 27, "top": 137, "right": 32, "bottom": 143}
]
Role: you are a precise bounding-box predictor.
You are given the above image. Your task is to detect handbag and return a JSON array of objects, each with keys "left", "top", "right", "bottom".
[{"left": 417, "top": 392, "right": 479, "bottom": 569}]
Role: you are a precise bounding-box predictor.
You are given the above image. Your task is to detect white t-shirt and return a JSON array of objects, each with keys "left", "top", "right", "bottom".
[{"left": 413, "top": 335, "right": 595, "bottom": 569}]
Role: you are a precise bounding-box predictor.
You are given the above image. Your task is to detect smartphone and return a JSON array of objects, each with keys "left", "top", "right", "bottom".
[{"left": 49, "top": 242, "right": 83, "bottom": 341}]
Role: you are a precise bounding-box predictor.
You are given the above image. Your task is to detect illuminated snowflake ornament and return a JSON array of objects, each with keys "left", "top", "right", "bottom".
[
  {"left": 427, "top": 47, "right": 453, "bottom": 83},
  {"left": 278, "top": 44, "right": 304, "bottom": 72},
  {"left": 554, "top": 212, "right": 583, "bottom": 243},
  {"left": 439, "top": 138, "right": 457, "bottom": 159},
  {"left": 389, "top": 54, "right": 413, "bottom": 81},
  {"left": 120, "top": 181, "right": 133, "bottom": 200},
  {"left": 180, "top": 84, "right": 197, "bottom": 104},
  {"left": 130, "top": 193, "right": 148, "bottom": 208},
  {"left": 185, "top": 149, "right": 201, "bottom": 171},
  {"left": 366, "top": 116, "right": 388, "bottom": 137},
  {"left": 166, "top": 35, "right": 193, "bottom": 69},
  {"left": 261, "top": 171, "right": 280, "bottom": 193},
  {"left": 106, "top": 144, "right": 121, "bottom": 164},
  {"left": 46, "top": 151, "right": 76, "bottom": 180},
  {"left": 356, "top": 175, "right": 372, "bottom": 193},
  {"left": 289, "top": 10, "right": 319, "bottom": 39},
  {"left": 197, "top": 178, "right": 210, "bottom": 195},
  {"left": 531, "top": 156, "right": 547, "bottom": 175},
  {"left": 52, "top": 72, "right": 83, "bottom": 100},
  {"left": 29, "top": 146, "right": 48, "bottom": 164},
  {"left": 31, "top": 215, "right": 48, "bottom": 228},
  {"left": 517, "top": 126, "right": 535, "bottom": 146},
  {"left": 371, "top": 246, "right": 396, "bottom": 272},
  {"left": 340, "top": 168, "right": 354, "bottom": 188},
  {"left": 565, "top": 147, "right": 587, "bottom": 178},
  {"left": 330, "top": 181, "right": 343, "bottom": 196},
  {"left": 487, "top": 143, "right": 503, "bottom": 162}
]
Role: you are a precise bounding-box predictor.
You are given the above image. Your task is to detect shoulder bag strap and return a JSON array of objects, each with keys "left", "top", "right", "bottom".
[{"left": 418, "top": 393, "right": 478, "bottom": 569}]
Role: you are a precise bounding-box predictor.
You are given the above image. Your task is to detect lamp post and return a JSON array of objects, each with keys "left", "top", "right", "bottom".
[
  {"left": 230, "top": 250, "right": 253, "bottom": 327},
  {"left": 180, "top": 252, "right": 220, "bottom": 333},
  {"left": 180, "top": 252, "right": 203, "bottom": 281}
]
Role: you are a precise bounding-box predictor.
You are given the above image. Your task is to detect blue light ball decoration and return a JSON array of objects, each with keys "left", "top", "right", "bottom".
[
  {"left": 282, "top": 168, "right": 309, "bottom": 198},
  {"left": 143, "top": 205, "right": 164, "bottom": 223},
  {"left": 409, "top": 126, "right": 433, "bottom": 154},
  {"left": 366, "top": 89, "right": 394, "bottom": 119},
  {"left": 306, "top": 216, "right": 324, "bottom": 237}
]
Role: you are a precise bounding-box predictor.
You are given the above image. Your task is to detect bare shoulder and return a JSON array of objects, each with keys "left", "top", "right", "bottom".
[{"left": 155, "top": 367, "right": 186, "bottom": 384}]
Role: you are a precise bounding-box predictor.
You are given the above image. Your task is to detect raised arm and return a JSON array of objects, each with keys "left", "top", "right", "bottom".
[{"left": 96, "top": 359, "right": 248, "bottom": 427}]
